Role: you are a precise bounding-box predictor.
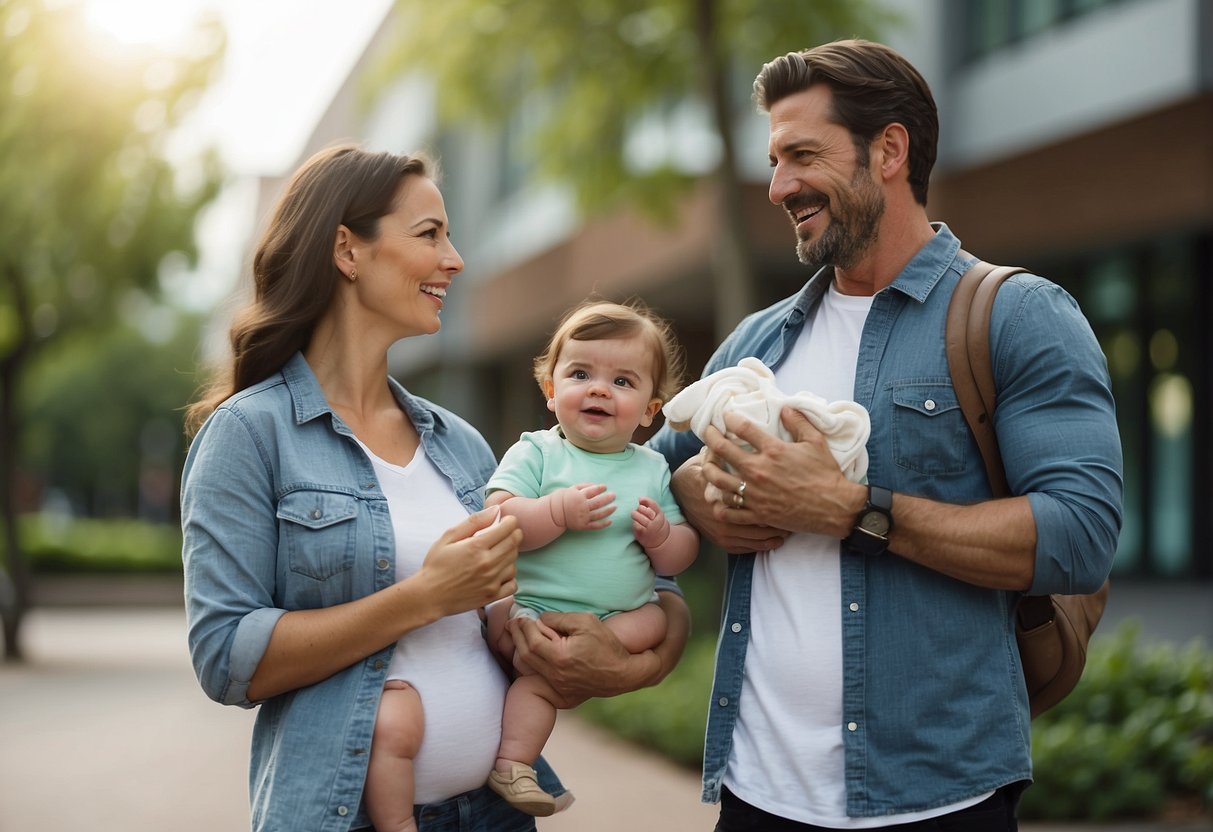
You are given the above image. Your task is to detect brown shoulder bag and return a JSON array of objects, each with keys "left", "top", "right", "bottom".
[{"left": 945, "top": 257, "right": 1110, "bottom": 719}]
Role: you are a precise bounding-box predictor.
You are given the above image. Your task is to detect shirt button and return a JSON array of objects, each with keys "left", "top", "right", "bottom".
[
  {"left": 848, "top": 721, "right": 858, "bottom": 732},
  {"left": 337, "top": 806, "right": 349, "bottom": 816},
  {"left": 364, "top": 482, "right": 376, "bottom": 489},
  {"left": 310, "top": 509, "right": 322, "bottom": 520},
  {"left": 924, "top": 399, "right": 936, "bottom": 411},
  {"left": 373, "top": 660, "right": 385, "bottom": 671},
  {"left": 718, "top": 697, "right": 729, "bottom": 708},
  {"left": 377, "top": 559, "right": 390, "bottom": 570},
  {"left": 849, "top": 602, "right": 859, "bottom": 612},
  {"left": 730, "top": 622, "right": 742, "bottom": 633}
]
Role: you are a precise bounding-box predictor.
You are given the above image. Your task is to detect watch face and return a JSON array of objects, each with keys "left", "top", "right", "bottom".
[{"left": 859, "top": 510, "right": 890, "bottom": 537}]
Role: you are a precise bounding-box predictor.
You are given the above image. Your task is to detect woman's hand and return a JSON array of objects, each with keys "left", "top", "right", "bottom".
[
  {"left": 248, "top": 506, "right": 520, "bottom": 702},
  {"left": 415, "top": 506, "right": 523, "bottom": 617}
]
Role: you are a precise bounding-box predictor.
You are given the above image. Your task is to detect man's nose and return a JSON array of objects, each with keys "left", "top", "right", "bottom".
[{"left": 769, "top": 163, "right": 800, "bottom": 206}]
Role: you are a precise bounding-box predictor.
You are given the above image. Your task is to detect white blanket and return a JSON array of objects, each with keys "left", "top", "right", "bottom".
[{"left": 662, "top": 357, "right": 870, "bottom": 501}]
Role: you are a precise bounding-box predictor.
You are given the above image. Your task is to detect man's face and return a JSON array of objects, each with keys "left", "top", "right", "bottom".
[{"left": 767, "top": 85, "right": 885, "bottom": 269}]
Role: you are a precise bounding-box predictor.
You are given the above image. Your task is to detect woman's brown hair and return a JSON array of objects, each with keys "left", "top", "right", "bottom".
[{"left": 184, "top": 144, "right": 430, "bottom": 437}]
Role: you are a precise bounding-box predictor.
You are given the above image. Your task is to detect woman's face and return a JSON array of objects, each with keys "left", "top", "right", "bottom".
[{"left": 352, "top": 176, "right": 464, "bottom": 338}]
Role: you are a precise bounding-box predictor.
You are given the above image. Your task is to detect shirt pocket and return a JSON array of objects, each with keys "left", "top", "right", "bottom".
[
  {"left": 277, "top": 489, "right": 359, "bottom": 581},
  {"left": 891, "top": 382, "right": 968, "bottom": 476}
]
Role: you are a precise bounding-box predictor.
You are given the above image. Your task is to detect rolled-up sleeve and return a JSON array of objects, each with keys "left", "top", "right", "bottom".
[
  {"left": 994, "top": 280, "right": 1124, "bottom": 595},
  {"left": 181, "top": 407, "right": 285, "bottom": 708}
]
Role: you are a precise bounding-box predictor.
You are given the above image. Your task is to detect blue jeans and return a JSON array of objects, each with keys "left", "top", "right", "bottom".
[
  {"left": 714, "top": 784, "right": 1024, "bottom": 831},
  {"left": 351, "top": 785, "right": 535, "bottom": 832}
]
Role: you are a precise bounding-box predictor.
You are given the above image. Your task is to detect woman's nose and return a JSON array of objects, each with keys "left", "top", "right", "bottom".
[{"left": 442, "top": 240, "right": 464, "bottom": 274}]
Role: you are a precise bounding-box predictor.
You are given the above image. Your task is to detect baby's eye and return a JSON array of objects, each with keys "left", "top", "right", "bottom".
[
  {"left": 572, "top": 369, "right": 589, "bottom": 380},
  {"left": 614, "top": 377, "right": 633, "bottom": 388}
]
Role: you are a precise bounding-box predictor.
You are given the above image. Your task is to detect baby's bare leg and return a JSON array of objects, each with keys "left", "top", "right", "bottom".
[
  {"left": 488, "top": 599, "right": 539, "bottom": 676},
  {"left": 366, "top": 681, "right": 424, "bottom": 832},
  {"left": 604, "top": 602, "right": 667, "bottom": 653}
]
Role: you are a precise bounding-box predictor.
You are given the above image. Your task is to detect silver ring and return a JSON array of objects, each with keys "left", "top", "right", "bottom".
[
  {"left": 733, "top": 492, "right": 745, "bottom": 509},
  {"left": 737, "top": 481, "right": 747, "bottom": 498}
]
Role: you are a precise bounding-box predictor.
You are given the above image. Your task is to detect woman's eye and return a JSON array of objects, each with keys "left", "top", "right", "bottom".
[{"left": 421, "top": 227, "right": 439, "bottom": 239}]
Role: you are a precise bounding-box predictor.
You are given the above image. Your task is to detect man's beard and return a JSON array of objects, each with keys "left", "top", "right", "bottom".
[{"left": 794, "top": 167, "right": 885, "bottom": 269}]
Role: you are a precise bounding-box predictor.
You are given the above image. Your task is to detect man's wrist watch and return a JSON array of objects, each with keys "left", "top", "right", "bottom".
[{"left": 845, "top": 485, "right": 893, "bottom": 556}]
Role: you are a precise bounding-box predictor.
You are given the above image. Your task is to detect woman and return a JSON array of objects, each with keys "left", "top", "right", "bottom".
[{"left": 181, "top": 145, "right": 688, "bottom": 832}]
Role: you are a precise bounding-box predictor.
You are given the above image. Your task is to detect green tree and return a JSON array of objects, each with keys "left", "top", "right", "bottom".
[
  {"left": 21, "top": 314, "right": 206, "bottom": 522},
  {"left": 382, "top": 0, "right": 895, "bottom": 336},
  {"left": 0, "top": 0, "right": 224, "bottom": 660}
]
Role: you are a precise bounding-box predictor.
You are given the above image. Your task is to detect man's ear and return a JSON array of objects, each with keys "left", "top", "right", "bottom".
[
  {"left": 640, "top": 398, "right": 663, "bottom": 428},
  {"left": 334, "top": 225, "right": 357, "bottom": 279},
  {"left": 872, "top": 123, "right": 910, "bottom": 184}
]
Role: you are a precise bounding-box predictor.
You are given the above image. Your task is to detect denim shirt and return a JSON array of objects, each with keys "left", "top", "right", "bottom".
[
  {"left": 649, "top": 225, "right": 1122, "bottom": 817},
  {"left": 181, "top": 352, "right": 561, "bottom": 831}
]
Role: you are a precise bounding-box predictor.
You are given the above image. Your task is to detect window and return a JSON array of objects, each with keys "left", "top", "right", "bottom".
[
  {"left": 956, "top": 0, "right": 1132, "bottom": 64},
  {"left": 1042, "top": 234, "right": 1208, "bottom": 579}
]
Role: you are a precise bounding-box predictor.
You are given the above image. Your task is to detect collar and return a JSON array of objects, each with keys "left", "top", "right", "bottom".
[
  {"left": 786, "top": 222, "right": 970, "bottom": 324},
  {"left": 280, "top": 351, "right": 439, "bottom": 434}
]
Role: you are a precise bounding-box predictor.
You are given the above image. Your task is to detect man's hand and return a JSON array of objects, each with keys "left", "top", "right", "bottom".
[
  {"left": 670, "top": 449, "right": 789, "bottom": 554},
  {"left": 701, "top": 408, "right": 866, "bottom": 540},
  {"left": 508, "top": 591, "right": 691, "bottom": 706},
  {"left": 508, "top": 612, "right": 656, "bottom": 708}
]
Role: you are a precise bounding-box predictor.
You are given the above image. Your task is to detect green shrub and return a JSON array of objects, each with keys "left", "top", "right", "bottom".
[
  {"left": 1021, "top": 622, "right": 1213, "bottom": 820},
  {"left": 577, "top": 635, "right": 715, "bottom": 770},
  {"left": 578, "top": 619, "right": 1213, "bottom": 821},
  {"left": 18, "top": 513, "right": 182, "bottom": 574}
]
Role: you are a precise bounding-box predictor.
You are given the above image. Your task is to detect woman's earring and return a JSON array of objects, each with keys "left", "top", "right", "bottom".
[{"left": 348, "top": 268, "right": 357, "bottom": 282}]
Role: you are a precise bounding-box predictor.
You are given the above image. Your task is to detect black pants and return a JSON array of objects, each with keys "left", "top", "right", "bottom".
[{"left": 714, "top": 783, "right": 1024, "bottom": 832}]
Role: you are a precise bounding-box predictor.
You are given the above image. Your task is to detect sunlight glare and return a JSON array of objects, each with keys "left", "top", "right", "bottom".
[{"left": 81, "top": 0, "right": 211, "bottom": 47}]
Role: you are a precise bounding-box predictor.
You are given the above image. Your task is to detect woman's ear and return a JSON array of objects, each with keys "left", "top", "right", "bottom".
[{"left": 334, "top": 225, "right": 357, "bottom": 281}]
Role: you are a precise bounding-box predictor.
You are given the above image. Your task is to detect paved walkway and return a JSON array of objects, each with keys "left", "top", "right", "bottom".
[{"left": 1, "top": 606, "right": 1207, "bottom": 831}]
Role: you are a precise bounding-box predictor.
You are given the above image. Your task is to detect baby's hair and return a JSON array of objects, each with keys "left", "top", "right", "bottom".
[{"left": 533, "top": 298, "right": 685, "bottom": 403}]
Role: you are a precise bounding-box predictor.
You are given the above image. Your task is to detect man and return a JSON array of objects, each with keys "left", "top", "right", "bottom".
[{"left": 648, "top": 40, "right": 1122, "bottom": 831}]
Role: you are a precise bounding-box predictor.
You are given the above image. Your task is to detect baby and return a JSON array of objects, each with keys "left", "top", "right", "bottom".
[{"left": 483, "top": 299, "right": 700, "bottom": 815}]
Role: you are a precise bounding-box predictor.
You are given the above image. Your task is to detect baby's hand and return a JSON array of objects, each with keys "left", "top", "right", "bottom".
[
  {"left": 632, "top": 497, "right": 671, "bottom": 549},
  {"left": 557, "top": 483, "right": 616, "bottom": 531}
]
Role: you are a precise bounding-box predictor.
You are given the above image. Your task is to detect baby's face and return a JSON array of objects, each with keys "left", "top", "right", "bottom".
[{"left": 545, "top": 336, "right": 661, "bottom": 454}]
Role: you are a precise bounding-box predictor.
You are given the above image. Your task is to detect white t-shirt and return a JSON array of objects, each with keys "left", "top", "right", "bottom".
[
  {"left": 724, "top": 283, "right": 987, "bottom": 826},
  {"left": 358, "top": 439, "right": 509, "bottom": 804}
]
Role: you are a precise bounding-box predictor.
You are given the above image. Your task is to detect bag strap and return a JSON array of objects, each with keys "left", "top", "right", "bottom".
[
  {"left": 946, "top": 254, "right": 1053, "bottom": 629},
  {"left": 945, "top": 254, "right": 1029, "bottom": 499}
]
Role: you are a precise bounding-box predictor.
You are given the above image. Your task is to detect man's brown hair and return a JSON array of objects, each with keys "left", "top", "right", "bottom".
[{"left": 754, "top": 39, "right": 938, "bottom": 205}]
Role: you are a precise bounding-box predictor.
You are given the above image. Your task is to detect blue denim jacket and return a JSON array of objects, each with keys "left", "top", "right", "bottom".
[
  {"left": 181, "top": 353, "right": 563, "bottom": 831},
  {"left": 649, "top": 225, "right": 1122, "bottom": 817}
]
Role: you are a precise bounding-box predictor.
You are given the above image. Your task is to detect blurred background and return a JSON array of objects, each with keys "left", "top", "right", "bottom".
[{"left": 1, "top": 0, "right": 1210, "bottom": 826}]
